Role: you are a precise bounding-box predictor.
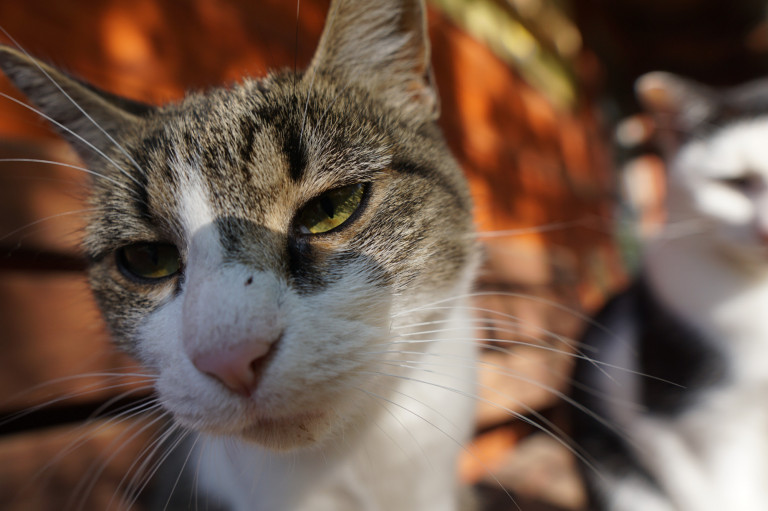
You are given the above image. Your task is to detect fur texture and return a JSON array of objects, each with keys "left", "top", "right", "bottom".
[
  {"left": 0, "top": 1, "right": 479, "bottom": 509},
  {"left": 573, "top": 72, "right": 768, "bottom": 511}
]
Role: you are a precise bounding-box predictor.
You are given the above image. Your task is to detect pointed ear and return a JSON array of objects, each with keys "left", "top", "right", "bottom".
[
  {"left": 0, "top": 45, "right": 153, "bottom": 169},
  {"left": 307, "top": 0, "right": 438, "bottom": 121},
  {"left": 636, "top": 72, "right": 717, "bottom": 154},
  {"left": 636, "top": 72, "right": 717, "bottom": 131}
]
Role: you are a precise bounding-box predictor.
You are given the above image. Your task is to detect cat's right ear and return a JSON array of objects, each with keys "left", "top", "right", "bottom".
[{"left": 0, "top": 45, "right": 154, "bottom": 170}]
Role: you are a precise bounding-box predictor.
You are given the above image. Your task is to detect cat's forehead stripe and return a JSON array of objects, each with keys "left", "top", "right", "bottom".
[{"left": 283, "top": 127, "right": 308, "bottom": 182}]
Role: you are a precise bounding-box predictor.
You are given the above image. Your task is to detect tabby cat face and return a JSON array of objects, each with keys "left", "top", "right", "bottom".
[{"left": 0, "top": 0, "right": 476, "bottom": 449}]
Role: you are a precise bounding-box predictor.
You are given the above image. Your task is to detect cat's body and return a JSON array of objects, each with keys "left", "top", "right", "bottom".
[
  {"left": 0, "top": 1, "right": 479, "bottom": 509},
  {"left": 573, "top": 73, "right": 768, "bottom": 511}
]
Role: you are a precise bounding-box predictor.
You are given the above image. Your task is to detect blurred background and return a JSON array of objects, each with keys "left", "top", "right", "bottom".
[{"left": 1, "top": 0, "right": 768, "bottom": 509}]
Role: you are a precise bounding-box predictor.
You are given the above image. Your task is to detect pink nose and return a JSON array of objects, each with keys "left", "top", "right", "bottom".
[{"left": 192, "top": 340, "right": 273, "bottom": 397}]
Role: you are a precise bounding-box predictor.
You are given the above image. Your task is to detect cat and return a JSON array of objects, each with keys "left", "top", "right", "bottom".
[
  {"left": 572, "top": 71, "right": 768, "bottom": 511},
  {"left": 0, "top": 0, "right": 482, "bottom": 509}
]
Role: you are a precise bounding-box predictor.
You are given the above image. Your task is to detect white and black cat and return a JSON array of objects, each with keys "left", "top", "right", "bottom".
[
  {"left": 0, "top": 1, "right": 482, "bottom": 509},
  {"left": 573, "top": 72, "right": 768, "bottom": 510}
]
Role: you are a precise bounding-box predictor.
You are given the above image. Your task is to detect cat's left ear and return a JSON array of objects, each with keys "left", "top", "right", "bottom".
[
  {"left": 307, "top": 0, "right": 439, "bottom": 121},
  {"left": 636, "top": 72, "right": 717, "bottom": 131},
  {"left": 636, "top": 72, "right": 717, "bottom": 155}
]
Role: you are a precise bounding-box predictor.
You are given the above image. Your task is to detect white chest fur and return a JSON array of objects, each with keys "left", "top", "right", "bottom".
[{"left": 624, "top": 238, "right": 768, "bottom": 511}]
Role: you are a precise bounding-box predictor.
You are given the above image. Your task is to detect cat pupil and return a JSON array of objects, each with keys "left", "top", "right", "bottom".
[
  {"left": 297, "top": 183, "right": 365, "bottom": 234},
  {"left": 320, "top": 195, "right": 335, "bottom": 218}
]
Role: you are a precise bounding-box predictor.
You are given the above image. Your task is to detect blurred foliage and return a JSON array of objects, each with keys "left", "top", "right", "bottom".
[{"left": 430, "top": 0, "right": 581, "bottom": 111}]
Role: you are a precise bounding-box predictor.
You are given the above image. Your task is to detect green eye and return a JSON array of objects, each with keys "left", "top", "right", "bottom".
[
  {"left": 296, "top": 183, "right": 366, "bottom": 234},
  {"left": 117, "top": 243, "right": 181, "bottom": 281}
]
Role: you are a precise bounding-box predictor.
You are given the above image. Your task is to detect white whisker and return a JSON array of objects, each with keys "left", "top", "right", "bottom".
[
  {"left": 0, "top": 157, "right": 136, "bottom": 190},
  {"left": 0, "top": 26, "right": 150, "bottom": 182},
  {"left": 71, "top": 408, "right": 169, "bottom": 511},
  {"left": 0, "top": 91, "right": 143, "bottom": 189},
  {"left": 355, "top": 384, "right": 521, "bottom": 510}
]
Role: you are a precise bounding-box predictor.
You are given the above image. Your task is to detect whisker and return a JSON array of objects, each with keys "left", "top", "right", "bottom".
[
  {"left": 0, "top": 379, "right": 157, "bottom": 434},
  {"left": 0, "top": 207, "right": 96, "bottom": 244},
  {"left": 474, "top": 215, "right": 606, "bottom": 239},
  {"left": 355, "top": 384, "right": 521, "bottom": 510},
  {"left": 377, "top": 354, "right": 628, "bottom": 442},
  {"left": 13, "top": 395, "right": 161, "bottom": 510},
  {"left": 0, "top": 91, "right": 143, "bottom": 189},
  {"left": 360, "top": 365, "right": 607, "bottom": 479},
  {"left": 357, "top": 391, "right": 433, "bottom": 470},
  {"left": 394, "top": 298, "right": 635, "bottom": 381},
  {"left": 161, "top": 432, "right": 202, "bottom": 511},
  {"left": 70, "top": 406, "right": 169, "bottom": 511},
  {"left": 370, "top": 337, "right": 681, "bottom": 387},
  {"left": 0, "top": 368, "right": 156, "bottom": 404},
  {"left": 120, "top": 424, "right": 189, "bottom": 511},
  {"left": 394, "top": 324, "right": 580, "bottom": 353},
  {"left": 0, "top": 157, "right": 137, "bottom": 191},
  {"left": 395, "top": 293, "right": 600, "bottom": 335},
  {"left": 0, "top": 26, "right": 150, "bottom": 182}
]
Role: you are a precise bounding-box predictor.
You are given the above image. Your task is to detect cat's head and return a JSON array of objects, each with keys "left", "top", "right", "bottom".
[
  {"left": 637, "top": 72, "right": 768, "bottom": 267},
  {"left": 0, "top": 0, "right": 476, "bottom": 450}
]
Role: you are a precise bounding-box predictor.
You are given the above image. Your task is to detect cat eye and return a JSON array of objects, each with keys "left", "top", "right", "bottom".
[
  {"left": 719, "top": 174, "right": 759, "bottom": 191},
  {"left": 295, "top": 183, "right": 366, "bottom": 235},
  {"left": 116, "top": 243, "right": 181, "bottom": 282}
]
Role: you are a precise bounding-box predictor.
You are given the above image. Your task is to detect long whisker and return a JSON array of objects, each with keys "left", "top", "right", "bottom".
[
  {"left": 393, "top": 303, "right": 619, "bottom": 381},
  {"left": 13, "top": 392, "right": 161, "bottom": 509},
  {"left": 363, "top": 359, "right": 620, "bottom": 479},
  {"left": 474, "top": 215, "right": 606, "bottom": 239},
  {"left": 375, "top": 354, "right": 632, "bottom": 445},
  {"left": 355, "top": 385, "right": 521, "bottom": 510},
  {"left": 0, "top": 26, "right": 150, "bottom": 181},
  {"left": 0, "top": 158, "right": 136, "bottom": 191},
  {"left": 70, "top": 406, "right": 169, "bottom": 511},
  {"left": 395, "top": 292, "right": 602, "bottom": 334},
  {"left": 0, "top": 375, "right": 157, "bottom": 434},
  {"left": 394, "top": 296, "right": 635, "bottom": 381},
  {"left": 372, "top": 334, "right": 681, "bottom": 386},
  {"left": 0, "top": 369, "right": 156, "bottom": 405},
  {"left": 0, "top": 91, "right": 143, "bottom": 189},
  {"left": 44, "top": 397, "right": 162, "bottom": 482},
  {"left": 161, "top": 432, "right": 202, "bottom": 511},
  {"left": 120, "top": 423, "right": 189, "bottom": 511},
  {"left": 0, "top": 207, "right": 97, "bottom": 244},
  {"left": 358, "top": 390, "right": 434, "bottom": 470},
  {"left": 394, "top": 321, "right": 580, "bottom": 352}
]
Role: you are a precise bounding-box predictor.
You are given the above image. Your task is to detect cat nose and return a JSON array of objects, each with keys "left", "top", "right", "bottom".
[{"left": 192, "top": 339, "right": 275, "bottom": 397}]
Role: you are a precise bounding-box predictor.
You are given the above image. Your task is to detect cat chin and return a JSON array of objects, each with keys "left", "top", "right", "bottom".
[
  {"left": 238, "top": 412, "right": 336, "bottom": 450},
  {"left": 180, "top": 407, "right": 349, "bottom": 451},
  {"left": 718, "top": 244, "right": 768, "bottom": 273}
]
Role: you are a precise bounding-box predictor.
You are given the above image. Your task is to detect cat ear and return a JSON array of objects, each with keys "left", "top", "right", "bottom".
[
  {"left": 636, "top": 72, "right": 717, "bottom": 154},
  {"left": 307, "top": 0, "right": 439, "bottom": 121},
  {"left": 0, "top": 45, "right": 153, "bottom": 170},
  {"left": 636, "top": 72, "right": 717, "bottom": 132}
]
